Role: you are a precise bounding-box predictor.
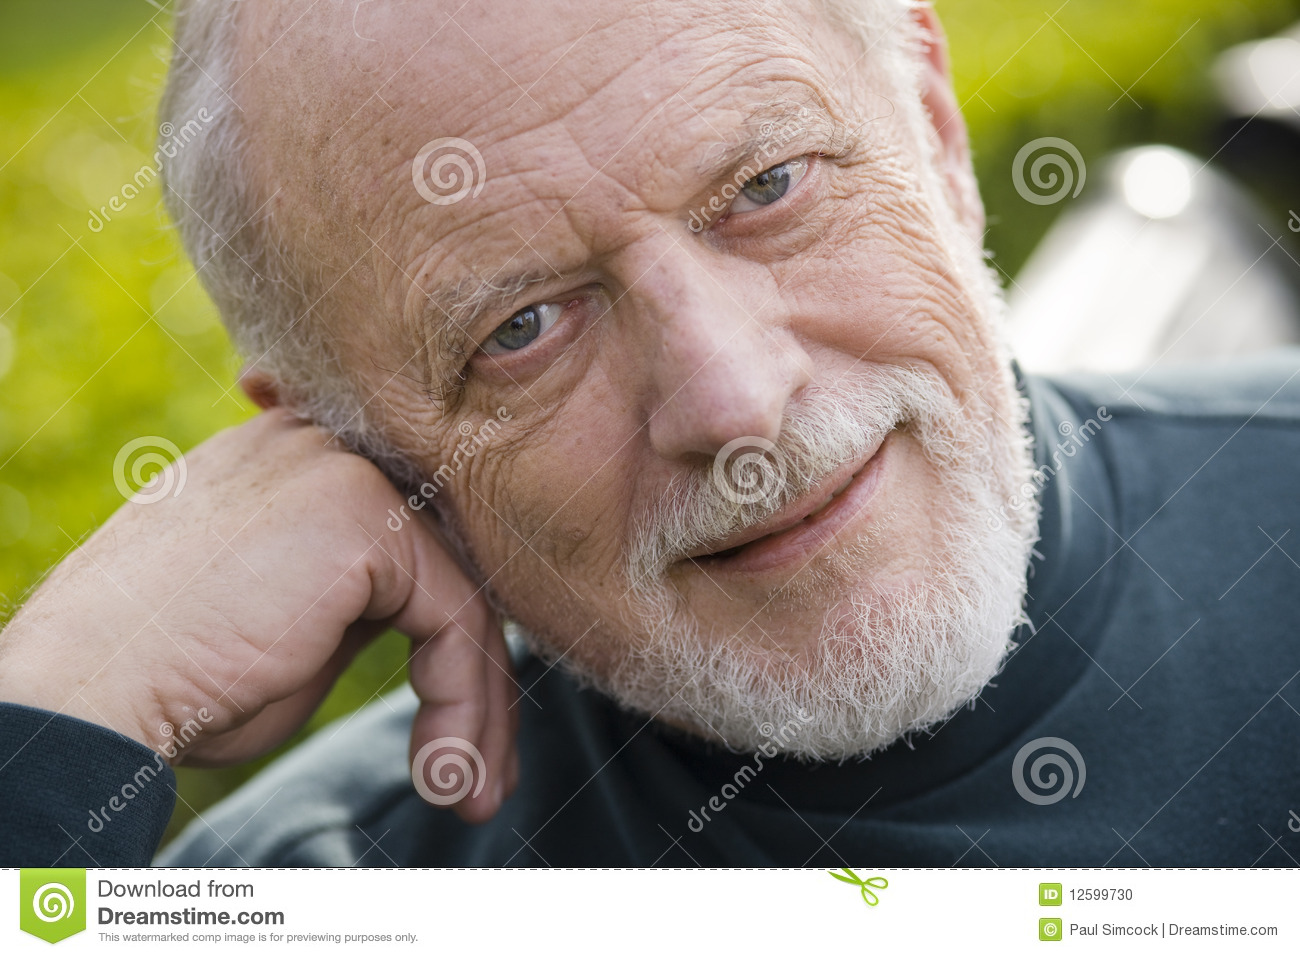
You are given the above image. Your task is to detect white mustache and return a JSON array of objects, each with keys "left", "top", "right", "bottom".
[{"left": 626, "top": 366, "right": 957, "bottom": 586}]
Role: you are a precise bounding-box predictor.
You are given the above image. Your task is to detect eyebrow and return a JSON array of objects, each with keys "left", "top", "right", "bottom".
[
  {"left": 696, "top": 94, "right": 857, "bottom": 184},
  {"left": 411, "top": 93, "right": 857, "bottom": 396}
]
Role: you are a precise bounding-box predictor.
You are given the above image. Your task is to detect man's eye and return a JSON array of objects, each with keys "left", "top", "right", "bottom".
[
  {"left": 730, "top": 157, "right": 809, "bottom": 214},
  {"left": 482, "top": 302, "right": 563, "bottom": 355}
]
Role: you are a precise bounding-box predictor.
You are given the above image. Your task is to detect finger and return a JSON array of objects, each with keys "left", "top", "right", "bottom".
[
  {"left": 506, "top": 673, "right": 521, "bottom": 795},
  {"left": 472, "top": 614, "right": 516, "bottom": 810},
  {"left": 407, "top": 613, "right": 500, "bottom": 821},
  {"left": 367, "top": 511, "right": 504, "bottom": 812},
  {"left": 497, "top": 620, "right": 522, "bottom": 797},
  {"left": 354, "top": 486, "right": 509, "bottom": 819},
  {"left": 364, "top": 498, "right": 493, "bottom": 646}
]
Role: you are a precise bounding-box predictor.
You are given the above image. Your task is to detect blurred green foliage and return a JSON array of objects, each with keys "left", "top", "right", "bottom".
[{"left": 1, "top": 0, "right": 1298, "bottom": 846}]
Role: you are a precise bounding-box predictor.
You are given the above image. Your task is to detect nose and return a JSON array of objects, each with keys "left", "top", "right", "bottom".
[{"left": 619, "top": 237, "right": 812, "bottom": 462}]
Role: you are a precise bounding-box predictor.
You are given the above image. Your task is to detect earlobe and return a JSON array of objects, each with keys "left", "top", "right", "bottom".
[
  {"left": 911, "top": 3, "right": 984, "bottom": 237},
  {"left": 238, "top": 366, "right": 282, "bottom": 410}
]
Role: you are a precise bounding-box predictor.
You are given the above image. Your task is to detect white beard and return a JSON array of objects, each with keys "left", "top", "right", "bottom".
[{"left": 517, "top": 358, "right": 1040, "bottom": 762}]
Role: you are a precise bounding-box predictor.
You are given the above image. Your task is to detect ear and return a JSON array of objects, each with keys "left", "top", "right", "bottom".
[
  {"left": 238, "top": 365, "right": 282, "bottom": 410},
  {"left": 911, "top": 4, "right": 984, "bottom": 238}
]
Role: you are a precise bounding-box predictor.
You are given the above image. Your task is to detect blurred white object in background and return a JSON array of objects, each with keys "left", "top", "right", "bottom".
[
  {"left": 1214, "top": 26, "right": 1300, "bottom": 127},
  {"left": 1007, "top": 145, "right": 1300, "bottom": 374}
]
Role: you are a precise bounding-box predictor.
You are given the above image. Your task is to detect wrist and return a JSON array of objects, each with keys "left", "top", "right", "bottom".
[{"left": 0, "top": 628, "right": 168, "bottom": 758}]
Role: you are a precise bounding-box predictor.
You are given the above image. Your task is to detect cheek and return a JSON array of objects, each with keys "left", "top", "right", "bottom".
[
  {"left": 451, "top": 443, "right": 521, "bottom": 557},
  {"left": 463, "top": 426, "right": 634, "bottom": 652},
  {"left": 779, "top": 184, "right": 996, "bottom": 395},
  {"left": 455, "top": 387, "right": 639, "bottom": 599}
]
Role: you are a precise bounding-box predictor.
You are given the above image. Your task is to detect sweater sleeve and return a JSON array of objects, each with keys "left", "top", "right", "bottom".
[{"left": 0, "top": 702, "right": 176, "bottom": 866}]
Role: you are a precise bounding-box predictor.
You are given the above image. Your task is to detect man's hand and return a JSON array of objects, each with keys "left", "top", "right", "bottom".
[{"left": 0, "top": 409, "right": 517, "bottom": 823}]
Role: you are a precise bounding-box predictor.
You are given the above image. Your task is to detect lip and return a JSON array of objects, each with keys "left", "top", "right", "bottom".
[{"left": 684, "top": 431, "right": 892, "bottom": 575}]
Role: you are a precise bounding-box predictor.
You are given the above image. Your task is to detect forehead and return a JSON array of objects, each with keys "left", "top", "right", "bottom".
[
  {"left": 241, "top": 0, "right": 869, "bottom": 353},
  {"left": 249, "top": 0, "right": 841, "bottom": 134},
  {"left": 245, "top": 0, "right": 858, "bottom": 211}
]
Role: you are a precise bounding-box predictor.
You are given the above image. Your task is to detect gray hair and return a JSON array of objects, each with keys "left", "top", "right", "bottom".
[
  {"left": 158, "top": 0, "right": 921, "bottom": 482},
  {"left": 158, "top": 1, "right": 412, "bottom": 480}
]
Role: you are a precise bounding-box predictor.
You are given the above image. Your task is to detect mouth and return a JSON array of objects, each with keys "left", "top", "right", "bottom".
[{"left": 684, "top": 431, "right": 893, "bottom": 575}]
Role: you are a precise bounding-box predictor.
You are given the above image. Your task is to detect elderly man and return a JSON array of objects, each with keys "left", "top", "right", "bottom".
[{"left": 2, "top": 0, "right": 1299, "bottom": 868}]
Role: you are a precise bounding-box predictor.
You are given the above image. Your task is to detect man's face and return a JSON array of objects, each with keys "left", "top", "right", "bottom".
[{"left": 245, "top": 0, "right": 1037, "bottom": 757}]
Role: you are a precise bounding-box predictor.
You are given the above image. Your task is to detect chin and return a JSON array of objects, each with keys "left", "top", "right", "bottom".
[{"left": 605, "top": 537, "right": 1031, "bottom": 762}]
